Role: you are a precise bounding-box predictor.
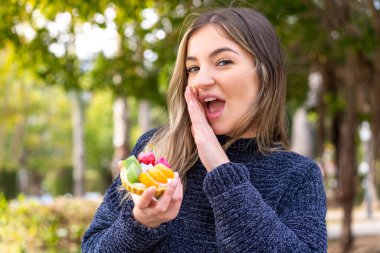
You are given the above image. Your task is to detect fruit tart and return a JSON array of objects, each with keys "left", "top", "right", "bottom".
[{"left": 119, "top": 151, "right": 175, "bottom": 198}]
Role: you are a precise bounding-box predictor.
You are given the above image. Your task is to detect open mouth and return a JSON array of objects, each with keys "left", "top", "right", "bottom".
[{"left": 203, "top": 97, "right": 225, "bottom": 119}]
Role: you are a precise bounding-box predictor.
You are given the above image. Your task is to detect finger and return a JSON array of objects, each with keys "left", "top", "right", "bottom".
[
  {"left": 184, "top": 89, "right": 198, "bottom": 125},
  {"left": 185, "top": 86, "right": 201, "bottom": 110},
  {"left": 184, "top": 85, "right": 191, "bottom": 101},
  {"left": 134, "top": 186, "right": 156, "bottom": 209},
  {"left": 189, "top": 88, "right": 210, "bottom": 128},
  {"left": 172, "top": 178, "right": 183, "bottom": 203},
  {"left": 187, "top": 100, "right": 213, "bottom": 142},
  {"left": 117, "top": 161, "right": 123, "bottom": 171},
  {"left": 169, "top": 172, "right": 182, "bottom": 202},
  {"left": 155, "top": 175, "right": 179, "bottom": 212},
  {"left": 185, "top": 88, "right": 206, "bottom": 127},
  {"left": 188, "top": 85, "right": 197, "bottom": 100},
  {"left": 166, "top": 180, "right": 183, "bottom": 217},
  {"left": 188, "top": 86, "right": 205, "bottom": 114}
]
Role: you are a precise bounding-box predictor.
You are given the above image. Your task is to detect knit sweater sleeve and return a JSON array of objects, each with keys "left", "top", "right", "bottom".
[
  {"left": 82, "top": 128, "right": 167, "bottom": 252},
  {"left": 202, "top": 160, "right": 327, "bottom": 253}
]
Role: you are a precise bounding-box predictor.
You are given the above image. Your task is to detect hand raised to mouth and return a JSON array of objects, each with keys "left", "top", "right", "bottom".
[{"left": 184, "top": 86, "right": 229, "bottom": 172}]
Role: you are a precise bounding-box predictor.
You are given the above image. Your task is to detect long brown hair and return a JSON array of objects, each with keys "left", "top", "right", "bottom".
[{"left": 149, "top": 7, "right": 288, "bottom": 180}]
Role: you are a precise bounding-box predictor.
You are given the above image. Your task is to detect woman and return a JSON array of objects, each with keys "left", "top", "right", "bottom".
[{"left": 82, "top": 7, "right": 327, "bottom": 252}]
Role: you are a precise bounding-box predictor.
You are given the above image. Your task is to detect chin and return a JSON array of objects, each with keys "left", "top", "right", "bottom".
[{"left": 211, "top": 126, "right": 230, "bottom": 136}]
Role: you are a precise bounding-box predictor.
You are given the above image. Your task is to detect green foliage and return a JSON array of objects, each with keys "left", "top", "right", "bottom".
[
  {"left": 323, "top": 93, "right": 345, "bottom": 116},
  {"left": 0, "top": 42, "right": 115, "bottom": 194},
  {"left": 0, "top": 45, "right": 73, "bottom": 177},
  {"left": 84, "top": 90, "right": 114, "bottom": 193},
  {"left": 0, "top": 194, "right": 100, "bottom": 253},
  {"left": 87, "top": 0, "right": 194, "bottom": 104},
  {"left": 286, "top": 66, "right": 309, "bottom": 117},
  {"left": 0, "top": 170, "right": 17, "bottom": 199},
  {"left": 44, "top": 166, "right": 74, "bottom": 196}
]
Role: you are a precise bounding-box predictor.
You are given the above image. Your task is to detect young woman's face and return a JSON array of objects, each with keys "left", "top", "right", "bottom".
[{"left": 186, "top": 24, "right": 260, "bottom": 137}]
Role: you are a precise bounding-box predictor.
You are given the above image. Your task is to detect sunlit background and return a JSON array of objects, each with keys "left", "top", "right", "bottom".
[{"left": 1, "top": 1, "right": 380, "bottom": 252}]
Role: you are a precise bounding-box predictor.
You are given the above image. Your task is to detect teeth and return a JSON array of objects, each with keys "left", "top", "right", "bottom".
[{"left": 204, "top": 98, "right": 216, "bottom": 103}]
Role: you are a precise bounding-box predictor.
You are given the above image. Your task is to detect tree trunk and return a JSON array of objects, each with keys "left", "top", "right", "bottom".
[
  {"left": 71, "top": 90, "right": 85, "bottom": 197},
  {"left": 0, "top": 81, "right": 9, "bottom": 168},
  {"left": 367, "top": 0, "right": 380, "bottom": 209},
  {"left": 316, "top": 68, "right": 326, "bottom": 159},
  {"left": 338, "top": 51, "right": 358, "bottom": 252},
  {"left": 10, "top": 80, "right": 29, "bottom": 194},
  {"left": 369, "top": 48, "right": 380, "bottom": 208},
  {"left": 319, "top": 62, "right": 341, "bottom": 200},
  {"left": 368, "top": 131, "right": 378, "bottom": 214},
  {"left": 17, "top": 149, "right": 29, "bottom": 194},
  {"left": 138, "top": 100, "right": 151, "bottom": 134},
  {"left": 111, "top": 96, "right": 130, "bottom": 179},
  {"left": 369, "top": 139, "right": 379, "bottom": 209},
  {"left": 290, "top": 107, "right": 315, "bottom": 157}
]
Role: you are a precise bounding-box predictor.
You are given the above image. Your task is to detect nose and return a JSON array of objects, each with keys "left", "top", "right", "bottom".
[{"left": 192, "top": 70, "right": 215, "bottom": 89}]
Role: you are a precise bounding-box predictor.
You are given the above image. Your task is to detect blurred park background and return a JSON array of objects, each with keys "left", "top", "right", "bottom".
[{"left": 1, "top": 0, "right": 380, "bottom": 252}]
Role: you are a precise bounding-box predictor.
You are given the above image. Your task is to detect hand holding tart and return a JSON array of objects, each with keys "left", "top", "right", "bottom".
[{"left": 119, "top": 151, "right": 175, "bottom": 198}]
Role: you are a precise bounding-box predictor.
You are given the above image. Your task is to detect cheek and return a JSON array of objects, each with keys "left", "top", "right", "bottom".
[
  {"left": 227, "top": 81, "right": 258, "bottom": 102},
  {"left": 227, "top": 82, "right": 259, "bottom": 113},
  {"left": 239, "top": 75, "right": 260, "bottom": 101},
  {"left": 187, "top": 77, "right": 196, "bottom": 89}
]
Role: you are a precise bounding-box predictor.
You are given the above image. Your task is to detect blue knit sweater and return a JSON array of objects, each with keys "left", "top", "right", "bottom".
[{"left": 82, "top": 129, "right": 327, "bottom": 252}]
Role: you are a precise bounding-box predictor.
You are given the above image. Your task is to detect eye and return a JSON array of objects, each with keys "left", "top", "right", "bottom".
[
  {"left": 186, "top": 66, "right": 199, "bottom": 73},
  {"left": 217, "top": 59, "right": 233, "bottom": 66}
]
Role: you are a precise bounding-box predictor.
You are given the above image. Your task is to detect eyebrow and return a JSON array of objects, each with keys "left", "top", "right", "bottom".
[{"left": 186, "top": 47, "right": 239, "bottom": 61}]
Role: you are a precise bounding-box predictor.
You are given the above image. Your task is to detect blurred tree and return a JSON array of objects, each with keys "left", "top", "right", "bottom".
[
  {"left": 254, "top": 1, "right": 380, "bottom": 251},
  {"left": 87, "top": 1, "right": 196, "bottom": 177},
  {"left": 0, "top": 0, "right": 199, "bottom": 192},
  {"left": 0, "top": 45, "right": 73, "bottom": 196},
  {"left": 303, "top": 2, "right": 380, "bottom": 250}
]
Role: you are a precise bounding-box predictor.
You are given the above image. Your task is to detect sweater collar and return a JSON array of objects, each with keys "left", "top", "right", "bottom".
[{"left": 216, "top": 135, "right": 259, "bottom": 154}]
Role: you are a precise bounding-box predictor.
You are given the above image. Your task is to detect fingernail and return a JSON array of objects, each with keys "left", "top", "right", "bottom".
[{"left": 149, "top": 186, "right": 156, "bottom": 194}]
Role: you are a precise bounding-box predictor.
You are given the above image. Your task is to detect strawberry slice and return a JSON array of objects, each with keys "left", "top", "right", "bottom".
[
  {"left": 137, "top": 151, "right": 156, "bottom": 165},
  {"left": 155, "top": 156, "right": 171, "bottom": 168}
]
